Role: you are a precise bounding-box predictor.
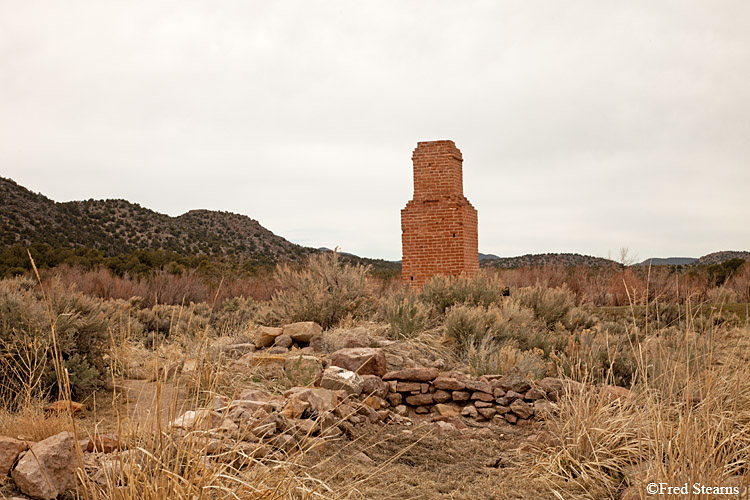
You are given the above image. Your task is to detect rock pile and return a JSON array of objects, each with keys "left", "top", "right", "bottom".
[
  {"left": 323, "top": 348, "right": 560, "bottom": 425},
  {"left": 251, "top": 321, "right": 323, "bottom": 354}
]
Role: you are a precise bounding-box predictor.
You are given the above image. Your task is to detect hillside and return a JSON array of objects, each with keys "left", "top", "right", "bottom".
[
  {"left": 0, "top": 176, "right": 313, "bottom": 265},
  {"left": 480, "top": 253, "right": 619, "bottom": 269},
  {"left": 696, "top": 251, "right": 750, "bottom": 266}
]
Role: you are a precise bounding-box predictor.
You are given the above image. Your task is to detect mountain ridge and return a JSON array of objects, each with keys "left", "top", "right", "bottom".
[{"left": 0, "top": 176, "right": 313, "bottom": 266}]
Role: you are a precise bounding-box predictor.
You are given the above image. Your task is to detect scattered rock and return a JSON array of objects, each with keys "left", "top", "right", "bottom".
[
  {"left": 86, "top": 434, "right": 121, "bottom": 453},
  {"left": 396, "top": 381, "right": 422, "bottom": 392},
  {"left": 471, "top": 392, "right": 494, "bottom": 402},
  {"left": 460, "top": 405, "right": 478, "bottom": 418},
  {"left": 274, "top": 334, "right": 293, "bottom": 349},
  {"left": 281, "top": 398, "right": 310, "bottom": 419},
  {"left": 320, "top": 366, "right": 364, "bottom": 396},
  {"left": 360, "top": 375, "right": 389, "bottom": 398},
  {"left": 288, "top": 388, "right": 339, "bottom": 414},
  {"left": 498, "top": 371, "right": 532, "bottom": 393},
  {"left": 433, "top": 377, "right": 465, "bottom": 391},
  {"left": 12, "top": 432, "right": 76, "bottom": 500},
  {"left": 330, "top": 347, "right": 387, "bottom": 377},
  {"left": 254, "top": 326, "right": 284, "bottom": 348},
  {"left": 232, "top": 353, "right": 286, "bottom": 378},
  {"left": 464, "top": 380, "right": 491, "bottom": 394},
  {"left": 432, "top": 390, "right": 451, "bottom": 404},
  {"left": 170, "top": 409, "right": 224, "bottom": 430},
  {"left": 282, "top": 322, "right": 322, "bottom": 343},
  {"left": 0, "top": 436, "right": 28, "bottom": 475},
  {"left": 352, "top": 451, "right": 374, "bottom": 464},
  {"left": 452, "top": 391, "right": 470, "bottom": 402},
  {"left": 525, "top": 387, "right": 546, "bottom": 400},
  {"left": 509, "top": 400, "right": 534, "bottom": 419},
  {"left": 601, "top": 385, "right": 632, "bottom": 403},
  {"left": 477, "top": 407, "right": 496, "bottom": 419},
  {"left": 405, "top": 393, "right": 433, "bottom": 406},
  {"left": 434, "top": 403, "right": 460, "bottom": 417},
  {"left": 220, "top": 343, "right": 256, "bottom": 356},
  {"left": 43, "top": 400, "right": 85, "bottom": 414},
  {"left": 284, "top": 355, "right": 323, "bottom": 386},
  {"left": 383, "top": 367, "right": 439, "bottom": 382}
]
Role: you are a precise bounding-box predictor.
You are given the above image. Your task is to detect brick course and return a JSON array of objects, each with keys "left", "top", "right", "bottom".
[{"left": 401, "top": 140, "right": 478, "bottom": 287}]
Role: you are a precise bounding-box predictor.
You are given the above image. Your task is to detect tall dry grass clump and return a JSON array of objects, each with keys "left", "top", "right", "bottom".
[{"left": 526, "top": 315, "right": 750, "bottom": 499}]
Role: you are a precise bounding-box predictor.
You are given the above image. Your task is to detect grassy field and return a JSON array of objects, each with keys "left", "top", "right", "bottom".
[{"left": 1, "top": 254, "right": 748, "bottom": 499}]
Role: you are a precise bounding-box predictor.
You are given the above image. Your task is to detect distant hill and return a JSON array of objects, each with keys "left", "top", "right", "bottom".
[
  {"left": 696, "top": 251, "right": 750, "bottom": 266},
  {"left": 0, "top": 177, "right": 403, "bottom": 274},
  {"left": 637, "top": 257, "right": 697, "bottom": 266},
  {"left": 480, "top": 253, "right": 619, "bottom": 269},
  {"left": 0, "top": 176, "right": 314, "bottom": 266},
  {"left": 479, "top": 252, "right": 500, "bottom": 261}
]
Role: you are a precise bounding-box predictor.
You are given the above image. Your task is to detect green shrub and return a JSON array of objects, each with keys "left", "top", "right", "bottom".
[
  {"left": 261, "top": 252, "right": 374, "bottom": 329},
  {"left": 444, "top": 304, "right": 502, "bottom": 348},
  {"left": 379, "top": 292, "right": 436, "bottom": 340},
  {"left": 490, "top": 298, "right": 538, "bottom": 342},
  {"left": 0, "top": 277, "right": 110, "bottom": 404},
  {"left": 419, "top": 273, "right": 505, "bottom": 315},
  {"left": 443, "top": 300, "right": 546, "bottom": 350},
  {"left": 465, "top": 337, "right": 548, "bottom": 378},
  {"left": 516, "top": 284, "right": 575, "bottom": 328},
  {"left": 212, "top": 296, "right": 257, "bottom": 335},
  {"left": 565, "top": 306, "right": 599, "bottom": 331}
]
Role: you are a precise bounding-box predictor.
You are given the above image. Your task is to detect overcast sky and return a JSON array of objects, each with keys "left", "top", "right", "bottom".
[{"left": 2, "top": 1, "right": 749, "bottom": 261}]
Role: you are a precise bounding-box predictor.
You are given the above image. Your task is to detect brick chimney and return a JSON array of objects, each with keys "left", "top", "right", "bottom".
[{"left": 401, "top": 140, "right": 478, "bottom": 287}]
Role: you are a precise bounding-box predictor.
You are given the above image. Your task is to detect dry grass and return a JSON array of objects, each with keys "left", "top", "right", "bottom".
[
  {"left": 0, "top": 405, "right": 71, "bottom": 442},
  {"left": 525, "top": 323, "right": 750, "bottom": 499}
]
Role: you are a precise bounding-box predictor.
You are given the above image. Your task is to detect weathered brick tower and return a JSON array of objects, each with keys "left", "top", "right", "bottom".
[{"left": 401, "top": 140, "right": 479, "bottom": 287}]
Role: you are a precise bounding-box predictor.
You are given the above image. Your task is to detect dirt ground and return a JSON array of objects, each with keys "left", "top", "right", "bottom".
[{"left": 296, "top": 420, "right": 553, "bottom": 500}]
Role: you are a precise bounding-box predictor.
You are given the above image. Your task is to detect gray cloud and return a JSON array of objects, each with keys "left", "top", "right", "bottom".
[{"left": 2, "top": 0, "right": 749, "bottom": 261}]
